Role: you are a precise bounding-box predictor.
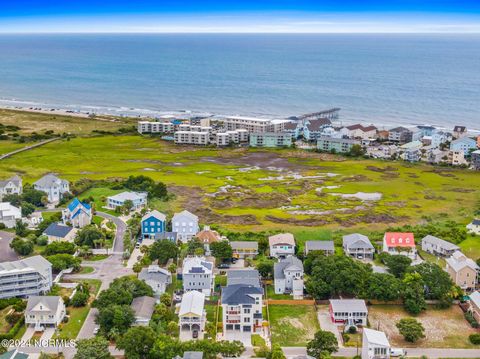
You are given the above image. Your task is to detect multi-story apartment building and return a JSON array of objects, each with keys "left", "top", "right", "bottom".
[
  {"left": 249, "top": 132, "right": 292, "bottom": 148},
  {"left": 449, "top": 150, "right": 468, "bottom": 166},
  {"left": 317, "top": 136, "right": 360, "bottom": 153},
  {"left": 137, "top": 121, "right": 175, "bottom": 134},
  {"left": 0, "top": 256, "right": 53, "bottom": 299},
  {"left": 388, "top": 127, "right": 413, "bottom": 144},
  {"left": 174, "top": 131, "right": 210, "bottom": 145},
  {"left": 221, "top": 116, "right": 289, "bottom": 133},
  {"left": 182, "top": 257, "right": 214, "bottom": 298},
  {"left": 215, "top": 129, "right": 249, "bottom": 146}
]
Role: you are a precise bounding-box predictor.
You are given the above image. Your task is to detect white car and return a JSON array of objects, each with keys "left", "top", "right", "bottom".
[
  {"left": 93, "top": 327, "right": 99, "bottom": 335},
  {"left": 390, "top": 348, "right": 406, "bottom": 357}
]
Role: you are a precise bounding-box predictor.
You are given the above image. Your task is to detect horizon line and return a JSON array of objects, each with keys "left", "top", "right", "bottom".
[{"left": 1, "top": 31, "right": 480, "bottom": 34}]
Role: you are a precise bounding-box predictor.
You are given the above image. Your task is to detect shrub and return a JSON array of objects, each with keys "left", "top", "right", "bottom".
[
  {"left": 71, "top": 291, "right": 89, "bottom": 307},
  {"left": 464, "top": 312, "right": 479, "bottom": 328},
  {"left": 347, "top": 326, "right": 357, "bottom": 334},
  {"left": 469, "top": 333, "right": 480, "bottom": 345}
]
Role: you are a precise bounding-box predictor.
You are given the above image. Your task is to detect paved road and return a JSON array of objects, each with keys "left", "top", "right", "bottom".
[
  {"left": 0, "top": 230, "right": 19, "bottom": 262},
  {"left": 96, "top": 211, "right": 126, "bottom": 254}
]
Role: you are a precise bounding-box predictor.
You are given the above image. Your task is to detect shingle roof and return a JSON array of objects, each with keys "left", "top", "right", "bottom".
[
  {"left": 446, "top": 251, "right": 479, "bottom": 272},
  {"left": 196, "top": 229, "right": 221, "bottom": 244},
  {"left": 0, "top": 175, "right": 21, "bottom": 189},
  {"left": 363, "top": 328, "right": 390, "bottom": 347},
  {"left": 269, "top": 233, "right": 295, "bottom": 247},
  {"left": 34, "top": 174, "right": 68, "bottom": 188},
  {"left": 284, "top": 122, "right": 298, "bottom": 131},
  {"left": 454, "top": 126, "right": 467, "bottom": 132},
  {"left": 43, "top": 223, "right": 73, "bottom": 238},
  {"left": 221, "top": 284, "right": 263, "bottom": 305},
  {"left": 0, "top": 255, "right": 51, "bottom": 274},
  {"left": 179, "top": 290, "right": 205, "bottom": 317},
  {"left": 182, "top": 257, "right": 213, "bottom": 275},
  {"left": 108, "top": 191, "right": 146, "bottom": 202},
  {"left": 305, "top": 240, "right": 334, "bottom": 252},
  {"left": 173, "top": 210, "right": 198, "bottom": 222},
  {"left": 26, "top": 296, "right": 62, "bottom": 314},
  {"left": 330, "top": 299, "right": 368, "bottom": 313},
  {"left": 230, "top": 241, "right": 258, "bottom": 250},
  {"left": 343, "top": 234, "right": 374, "bottom": 250},
  {"left": 227, "top": 269, "right": 261, "bottom": 287},
  {"left": 274, "top": 256, "right": 304, "bottom": 280},
  {"left": 306, "top": 118, "right": 332, "bottom": 131},
  {"left": 139, "top": 265, "right": 171, "bottom": 284},
  {"left": 131, "top": 296, "right": 156, "bottom": 319},
  {"left": 422, "top": 235, "right": 459, "bottom": 251},
  {"left": 142, "top": 210, "right": 166, "bottom": 222}
]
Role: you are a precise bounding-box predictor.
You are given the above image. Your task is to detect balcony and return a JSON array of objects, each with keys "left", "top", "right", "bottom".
[
  {"left": 227, "top": 311, "right": 240, "bottom": 315},
  {"left": 226, "top": 319, "right": 241, "bottom": 324}
]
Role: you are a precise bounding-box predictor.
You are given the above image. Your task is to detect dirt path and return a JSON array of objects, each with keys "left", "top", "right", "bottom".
[{"left": 0, "top": 137, "right": 60, "bottom": 160}]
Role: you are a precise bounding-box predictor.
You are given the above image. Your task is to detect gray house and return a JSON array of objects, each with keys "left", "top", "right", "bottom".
[
  {"left": 131, "top": 296, "right": 156, "bottom": 326},
  {"left": 25, "top": 296, "right": 66, "bottom": 330},
  {"left": 33, "top": 174, "right": 70, "bottom": 203},
  {"left": 227, "top": 269, "right": 261, "bottom": 288},
  {"left": 172, "top": 210, "right": 199, "bottom": 242},
  {"left": 343, "top": 234, "right": 375, "bottom": 260},
  {"left": 182, "top": 257, "right": 214, "bottom": 298},
  {"left": 0, "top": 175, "right": 22, "bottom": 201},
  {"left": 421, "top": 235, "right": 460, "bottom": 258},
  {"left": 304, "top": 240, "right": 335, "bottom": 256},
  {"left": 274, "top": 256, "right": 304, "bottom": 299},
  {"left": 139, "top": 265, "right": 172, "bottom": 296}
]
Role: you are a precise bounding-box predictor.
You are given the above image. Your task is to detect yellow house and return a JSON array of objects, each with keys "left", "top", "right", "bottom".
[{"left": 445, "top": 251, "right": 479, "bottom": 291}]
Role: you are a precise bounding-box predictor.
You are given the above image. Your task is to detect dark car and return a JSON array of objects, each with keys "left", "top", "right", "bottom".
[{"left": 218, "top": 263, "right": 230, "bottom": 269}]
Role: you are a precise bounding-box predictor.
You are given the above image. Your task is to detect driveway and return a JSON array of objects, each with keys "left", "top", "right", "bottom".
[
  {"left": 96, "top": 211, "right": 126, "bottom": 254},
  {"left": 20, "top": 325, "right": 36, "bottom": 342},
  {"left": 229, "top": 259, "right": 245, "bottom": 269},
  {"left": 0, "top": 230, "right": 18, "bottom": 262},
  {"left": 222, "top": 331, "right": 252, "bottom": 347},
  {"left": 40, "top": 327, "right": 56, "bottom": 341},
  {"left": 317, "top": 309, "right": 343, "bottom": 347}
]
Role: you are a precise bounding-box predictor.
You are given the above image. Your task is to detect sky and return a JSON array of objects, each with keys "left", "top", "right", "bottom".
[{"left": 1, "top": 0, "right": 480, "bottom": 33}]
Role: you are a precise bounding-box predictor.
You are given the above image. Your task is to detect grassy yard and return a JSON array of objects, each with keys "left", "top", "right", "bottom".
[
  {"left": 459, "top": 234, "right": 480, "bottom": 260},
  {"left": 368, "top": 305, "right": 478, "bottom": 348},
  {"left": 269, "top": 304, "right": 320, "bottom": 346},
  {"left": 266, "top": 285, "right": 292, "bottom": 300},
  {"left": 0, "top": 306, "right": 14, "bottom": 333},
  {"left": 77, "top": 266, "right": 95, "bottom": 274}
]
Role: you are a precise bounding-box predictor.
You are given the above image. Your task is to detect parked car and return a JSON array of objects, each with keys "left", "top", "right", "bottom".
[
  {"left": 93, "top": 327, "right": 99, "bottom": 335},
  {"left": 218, "top": 263, "right": 230, "bottom": 269},
  {"left": 390, "top": 348, "right": 406, "bottom": 357}
]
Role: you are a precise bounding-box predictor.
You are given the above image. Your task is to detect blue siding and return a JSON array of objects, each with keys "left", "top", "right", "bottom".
[{"left": 141, "top": 215, "right": 166, "bottom": 238}]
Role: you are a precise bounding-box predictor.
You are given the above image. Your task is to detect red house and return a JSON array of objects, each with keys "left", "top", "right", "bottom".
[{"left": 382, "top": 232, "right": 416, "bottom": 260}]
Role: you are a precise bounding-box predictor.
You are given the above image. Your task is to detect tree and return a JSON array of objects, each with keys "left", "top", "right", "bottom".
[
  {"left": 349, "top": 144, "right": 365, "bottom": 157},
  {"left": 47, "top": 254, "right": 81, "bottom": 272},
  {"left": 96, "top": 304, "right": 135, "bottom": 337},
  {"left": 149, "top": 240, "right": 178, "bottom": 265},
  {"left": 43, "top": 241, "right": 76, "bottom": 255},
  {"left": 21, "top": 187, "right": 45, "bottom": 207},
  {"left": 307, "top": 330, "right": 339, "bottom": 358},
  {"left": 74, "top": 336, "right": 113, "bottom": 359},
  {"left": 256, "top": 259, "right": 274, "bottom": 279},
  {"left": 71, "top": 291, "right": 89, "bottom": 307},
  {"left": 186, "top": 239, "right": 204, "bottom": 256},
  {"left": 408, "top": 262, "right": 455, "bottom": 305},
  {"left": 258, "top": 236, "right": 269, "bottom": 255},
  {"left": 133, "top": 262, "right": 143, "bottom": 277},
  {"left": 366, "top": 273, "right": 401, "bottom": 302},
  {"left": 271, "top": 344, "right": 286, "bottom": 359},
  {"left": 210, "top": 241, "right": 233, "bottom": 260},
  {"left": 10, "top": 237, "right": 34, "bottom": 256},
  {"left": 151, "top": 182, "right": 168, "bottom": 199},
  {"left": 21, "top": 202, "right": 36, "bottom": 217},
  {"left": 15, "top": 220, "right": 29, "bottom": 237},
  {"left": 116, "top": 326, "right": 156, "bottom": 359},
  {"left": 94, "top": 276, "right": 153, "bottom": 309},
  {"left": 123, "top": 200, "right": 134, "bottom": 212},
  {"left": 383, "top": 254, "right": 412, "bottom": 278},
  {"left": 402, "top": 273, "right": 426, "bottom": 315},
  {"left": 75, "top": 225, "right": 105, "bottom": 247},
  {"left": 160, "top": 293, "right": 172, "bottom": 307},
  {"left": 396, "top": 318, "right": 425, "bottom": 342}
]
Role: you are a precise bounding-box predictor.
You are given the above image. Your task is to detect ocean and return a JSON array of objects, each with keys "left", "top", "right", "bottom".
[{"left": 0, "top": 33, "right": 479, "bottom": 129}]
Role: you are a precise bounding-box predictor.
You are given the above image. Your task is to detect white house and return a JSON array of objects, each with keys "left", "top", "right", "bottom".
[
  {"left": 343, "top": 234, "right": 375, "bottom": 260},
  {"left": 269, "top": 233, "right": 295, "bottom": 258},
  {"left": 0, "top": 202, "right": 22, "bottom": 228},
  {"left": 304, "top": 240, "right": 335, "bottom": 256},
  {"left": 139, "top": 265, "right": 172, "bottom": 297},
  {"left": 0, "top": 256, "right": 53, "bottom": 299},
  {"left": 274, "top": 256, "right": 304, "bottom": 299},
  {"left": 421, "top": 235, "right": 459, "bottom": 258},
  {"left": 467, "top": 219, "right": 480, "bottom": 235},
  {"left": 178, "top": 290, "right": 206, "bottom": 340},
  {"left": 25, "top": 296, "right": 66, "bottom": 331},
  {"left": 382, "top": 232, "right": 417, "bottom": 260},
  {"left": 62, "top": 198, "right": 92, "bottom": 228},
  {"left": 106, "top": 191, "right": 147, "bottom": 210},
  {"left": 329, "top": 299, "right": 368, "bottom": 327},
  {"left": 182, "top": 257, "right": 214, "bottom": 298},
  {"left": 33, "top": 174, "right": 70, "bottom": 203},
  {"left": 172, "top": 210, "right": 199, "bottom": 242},
  {"left": 0, "top": 175, "right": 22, "bottom": 201},
  {"left": 131, "top": 296, "right": 156, "bottom": 326},
  {"left": 362, "top": 328, "right": 391, "bottom": 359}
]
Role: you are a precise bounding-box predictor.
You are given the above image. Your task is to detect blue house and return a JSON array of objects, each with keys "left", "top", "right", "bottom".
[
  {"left": 141, "top": 210, "right": 167, "bottom": 239},
  {"left": 62, "top": 198, "right": 92, "bottom": 228},
  {"left": 450, "top": 137, "right": 477, "bottom": 156}
]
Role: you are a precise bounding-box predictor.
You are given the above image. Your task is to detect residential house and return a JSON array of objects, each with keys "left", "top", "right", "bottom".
[
  {"left": 317, "top": 136, "right": 360, "bottom": 153},
  {"left": 274, "top": 256, "right": 304, "bottom": 299},
  {"left": 362, "top": 328, "right": 391, "bottom": 359},
  {"left": 471, "top": 150, "right": 480, "bottom": 170},
  {"left": 249, "top": 132, "right": 292, "bottom": 148},
  {"left": 329, "top": 299, "right": 368, "bottom": 326},
  {"left": 431, "top": 131, "right": 451, "bottom": 148},
  {"left": 450, "top": 137, "right": 477, "bottom": 156},
  {"left": 399, "top": 141, "right": 423, "bottom": 162},
  {"left": 388, "top": 127, "right": 413, "bottom": 144},
  {"left": 0, "top": 175, "right": 22, "bottom": 201},
  {"left": 382, "top": 232, "right": 417, "bottom": 260},
  {"left": 340, "top": 124, "right": 377, "bottom": 140},
  {"left": 196, "top": 226, "right": 222, "bottom": 256},
  {"left": 467, "top": 219, "right": 480, "bottom": 235},
  {"left": 182, "top": 257, "right": 214, "bottom": 297},
  {"left": 366, "top": 145, "right": 398, "bottom": 159},
  {"left": 139, "top": 265, "right": 172, "bottom": 297},
  {"left": 0, "top": 202, "right": 21, "bottom": 228},
  {"left": 25, "top": 211, "right": 43, "bottom": 228},
  {"left": 131, "top": 296, "right": 156, "bottom": 326},
  {"left": 283, "top": 121, "right": 300, "bottom": 139},
  {"left": 449, "top": 150, "right": 468, "bottom": 166},
  {"left": 33, "top": 174, "right": 69, "bottom": 203},
  {"left": 230, "top": 241, "right": 258, "bottom": 259},
  {"left": 178, "top": 290, "right": 206, "bottom": 339},
  {"left": 172, "top": 210, "right": 199, "bottom": 242},
  {"left": 343, "top": 234, "right": 374, "bottom": 260},
  {"left": 453, "top": 125, "right": 468, "bottom": 139},
  {"left": 421, "top": 235, "right": 459, "bottom": 257},
  {"left": 304, "top": 118, "right": 332, "bottom": 141},
  {"left": 25, "top": 296, "right": 66, "bottom": 330},
  {"left": 469, "top": 291, "right": 480, "bottom": 322},
  {"left": 62, "top": 198, "right": 92, "bottom": 228},
  {"left": 141, "top": 210, "right": 167, "bottom": 239},
  {"left": 106, "top": 191, "right": 147, "bottom": 210},
  {"left": 43, "top": 223, "right": 75, "bottom": 242},
  {"left": 154, "top": 232, "right": 178, "bottom": 243},
  {"left": 426, "top": 148, "right": 447, "bottom": 164},
  {"left": 304, "top": 240, "right": 335, "bottom": 256},
  {"left": 227, "top": 269, "right": 261, "bottom": 288},
  {"left": 445, "top": 251, "right": 479, "bottom": 291},
  {"left": 0, "top": 256, "right": 52, "bottom": 299},
  {"left": 221, "top": 284, "right": 263, "bottom": 336},
  {"left": 269, "top": 233, "right": 295, "bottom": 258}
]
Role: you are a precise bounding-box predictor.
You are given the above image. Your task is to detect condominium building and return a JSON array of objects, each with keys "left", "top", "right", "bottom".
[
  {"left": 249, "top": 132, "right": 292, "bottom": 148},
  {"left": 222, "top": 116, "right": 289, "bottom": 133},
  {"left": 0, "top": 256, "right": 53, "bottom": 299},
  {"left": 317, "top": 136, "right": 360, "bottom": 153},
  {"left": 137, "top": 121, "right": 175, "bottom": 134},
  {"left": 174, "top": 131, "right": 210, "bottom": 145},
  {"left": 215, "top": 129, "right": 249, "bottom": 146}
]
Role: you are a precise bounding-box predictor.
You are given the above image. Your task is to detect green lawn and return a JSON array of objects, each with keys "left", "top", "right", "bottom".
[
  {"left": 57, "top": 305, "right": 90, "bottom": 339},
  {"left": 269, "top": 304, "right": 320, "bottom": 346},
  {"left": 459, "top": 234, "right": 480, "bottom": 260},
  {"left": 0, "top": 306, "right": 14, "bottom": 334},
  {"left": 84, "top": 254, "right": 108, "bottom": 261},
  {"left": 77, "top": 266, "right": 95, "bottom": 274},
  {"left": 214, "top": 275, "right": 227, "bottom": 287},
  {"left": 266, "top": 285, "right": 292, "bottom": 300}
]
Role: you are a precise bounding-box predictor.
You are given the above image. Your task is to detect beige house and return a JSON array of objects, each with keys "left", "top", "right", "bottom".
[
  {"left": 25, "top": 296, "right": 66, "bottom": 330},
  {"left": 469, "top": 291, "right": 480, "bottom": 322},
  {"left": 445, "top": 251, "right": 479, "bottom": 291},
  {"left": 230, "top": 241, "right": 258, "bottom": 259}
]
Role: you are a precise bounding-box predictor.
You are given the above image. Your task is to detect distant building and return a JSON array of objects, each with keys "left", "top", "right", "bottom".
[
  {"left": 131, "top": 296, "right": 156, "bottom": 326},
  {"left": 274, "top": 256, "right": 304, "bottom": 299},
  {"left": 25, "top": 296, "right": 66, "bottom": 330},
  {"left": 399, "top": 141, "right": 423, "bottom": 162},
  {"left": 137, "top": 121, "right": 175, "bottom": 134},
  {"left": 382, "top": 232, "right": 416, "bottom": 260},
  {"left": 431, "top": 131, "right": 451, "bottom": 148},
  {"left": 421, "top": 235, "right": 459, "bottom": 258},
  {"left": 388, "top": 127, "right": 412, "bottom": 144},
  {"left": 304, "top": 240, "right": 335, "bottom": 256},
  {"left": 343, "top": 234, "right": 374, "bottom": 260},
  {"left": 0, "top": 202, "right": 21, "bottom": 228},
  {"left": 471, "top": 150, "right": 480, "bottom": 170},
  {"left": 141, "top": 210, "right": 167, "bottom": 239},
  {"left": 329, "top": 299, "right": 368, "bottom": 326},
  {"left": 172, "top": 210, "right": 199, "bottom": 242},
  {"left": 303, "top": 118, "right": 332, "bottom": 141},
  {"left": 453, "top": 125, "right": 468, "bottom": 139},
  {"left": 450, "top": 137, "right": 477, "bottom": 156},
  {"left": 215, "top": 129, "right": 249, "bottom": 146},
  {"left": 179, "top": 290, "right": 206, "bottom": 340},
  {"left": 182, "top": 257, "right": 214, "bottom": 297},
  {"left": 33, "top": 174, "right": 70, "bottom": 203},
  {"left": 445, "top": 251, "right": 478, "bottom": 291},
  {"left": 25, "top": 211, "right": 43, "bottom": 228},
  {"left": 340, "top": 124, "right": 377, "bottom": 140},
  {"left": 43, "top": 223, "right": 75, "bottom": 242},
  {"left": 269, "top": 233, "right": 295, "bottom": 258},
  {"left": 249, "top": 132, "right": 292, "bottom": 148},
  {"left": 317, "top": 136, "right": 360, "bottom": 153},
  {"left": 106, "top": 191, "right": 147, "bottom": 210},
  {"left": 230, "top": 241, "right": 258, "bottom": 259},
  {"left": 0, "top": 256, "right": 52, "bottom": 299},
  {"left": 448, "top": 150, "right": 468, "bottom": 166},
  {"left": 467, "top": 219, "right": 480, "bottom": 235},
  {"left": 283, "top": 121, "right": 300, "bottom": 139},
  {"left": 362, "top": 328, "right": 391, "bottom": 359},
  {"left": 221, "top": 116, "right": 289, "bottom": 133},
  {"left": 174, "top": 131, "right": 210, "bottom": 145},
  {"left": 196, "top": 226, "right": 222, "bottom": 256},
  {"left": 62, "top": 198, "right": 92, "bottom": 228},
  {"left": 227, "top": 269, "right": 261, "bottom": 288},
  {"left": 139, "top": 265, "right": 172, "bottom": 296},
  {"left": 0, "top": 175, "right": 22, "bottom": 201}
]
